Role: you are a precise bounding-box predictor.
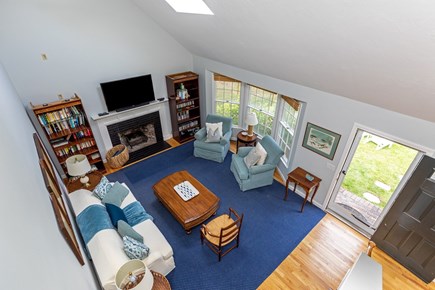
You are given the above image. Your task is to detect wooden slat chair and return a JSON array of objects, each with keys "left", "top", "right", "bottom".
[{"left": 200, "top": 208, "right": 244, "bottom": 261}]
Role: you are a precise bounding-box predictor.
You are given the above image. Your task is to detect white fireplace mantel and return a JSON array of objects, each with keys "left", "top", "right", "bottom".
[{"left": 91, "top": 99, "right": 172, "bottom": 160}]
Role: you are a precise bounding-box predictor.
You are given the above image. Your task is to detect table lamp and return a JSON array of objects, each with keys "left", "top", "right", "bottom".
[
  {"left": 245, "top": 112, "right": 258, "bottom": 136},
  {"left": 66, "top": 154, "right": 91, "bottom": 187},
  {"left": 115, "top": 260, "right": 154, "bottom": 290}
]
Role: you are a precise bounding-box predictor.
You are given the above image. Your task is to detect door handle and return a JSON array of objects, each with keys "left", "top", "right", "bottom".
[{"left": 342, "top": 170, "right": 347, "bottom": 175}]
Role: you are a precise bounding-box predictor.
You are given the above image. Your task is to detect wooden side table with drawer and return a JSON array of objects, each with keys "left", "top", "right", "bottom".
[{"left": 284, "top": 167, "right": 322, "bottom": 212}]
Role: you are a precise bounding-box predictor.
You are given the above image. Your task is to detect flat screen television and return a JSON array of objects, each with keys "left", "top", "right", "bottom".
[{"left": 100, "top": 74, "right": 155, "bottom": 112}]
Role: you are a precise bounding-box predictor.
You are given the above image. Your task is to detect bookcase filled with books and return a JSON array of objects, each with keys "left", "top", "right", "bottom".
[
  {"left": 31, "top": 95, "right": 105, "bottom": 175},
  {"left": 166, "top": 71, "right": 201, "bottom": 143}
]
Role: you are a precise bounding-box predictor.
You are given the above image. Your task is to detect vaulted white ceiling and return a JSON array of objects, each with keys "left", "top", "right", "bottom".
[{"left": 133, "top": 0, "right": 435, "bottom": 123}]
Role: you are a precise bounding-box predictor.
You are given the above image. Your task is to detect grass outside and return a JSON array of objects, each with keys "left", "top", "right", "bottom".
[{"left": 341, "top": 136, "right": 418, "bottom": 208}]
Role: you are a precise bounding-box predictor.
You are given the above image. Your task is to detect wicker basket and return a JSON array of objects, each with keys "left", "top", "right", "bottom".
[{"left": 106, "top": 144, "right": 129, "bottom": 169}]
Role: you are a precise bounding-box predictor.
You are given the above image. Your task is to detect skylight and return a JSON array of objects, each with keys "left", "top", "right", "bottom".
[{"left": 164, "top": 0, "right": 214, "bottom": 15}]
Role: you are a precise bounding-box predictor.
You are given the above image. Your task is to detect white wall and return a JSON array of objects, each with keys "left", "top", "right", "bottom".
[
  {"left": 0, "top": 0, "right": 194, "bottom": 156},
  {"left": 0, "top": 63, "right": 98, "bottom": 289},
  {"left": 193, "top": 56, "right": 435, "bottom": 207}
]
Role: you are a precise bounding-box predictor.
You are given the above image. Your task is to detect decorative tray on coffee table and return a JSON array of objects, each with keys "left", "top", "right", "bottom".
[{"left": 173, "top": 181, "right": 199, "bottom": 201}]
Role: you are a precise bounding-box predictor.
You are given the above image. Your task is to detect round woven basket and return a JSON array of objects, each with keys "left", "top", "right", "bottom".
[{"left": 106, "top": 144, "right": 129, "bottom": 169}]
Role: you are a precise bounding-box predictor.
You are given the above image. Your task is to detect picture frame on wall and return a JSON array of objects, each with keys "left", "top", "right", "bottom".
[
  {"left": 33, "top": 133, "right": 84, "bottom": 265},
  {"left": 302, "top": 122, "right": 341, "bottom": 160}
]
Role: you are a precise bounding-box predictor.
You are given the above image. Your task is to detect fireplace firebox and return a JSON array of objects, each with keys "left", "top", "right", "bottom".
[{"left": 107, "top": 111, "right": 170, "bottom": 165}]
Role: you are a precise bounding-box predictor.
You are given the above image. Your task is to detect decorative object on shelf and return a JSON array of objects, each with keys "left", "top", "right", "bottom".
[
  {"left": 245, "top": 112, "right": 258, "bottom": 136},
  {"left": 302, "top": 122, "right": 341, "bottom": 160},
  {"left": 115, "top": 260, "right": 154, "bottom": 290},
  {"left": 106, "top": 144, "right": 129, "bottom": 169},
  {"left": 66, "top": 154, "right": 91, "bottom": 187},
  {"left": 176, "top": 83, "right": 189, "bottom": 100}
]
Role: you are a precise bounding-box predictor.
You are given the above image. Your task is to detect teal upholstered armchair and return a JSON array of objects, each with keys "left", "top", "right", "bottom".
[
  {"left": 194, "top": 114, "right": 233, "bottom": 163},
  {"left": 230, "top": 135, "right": 284, "bottom": 191}
]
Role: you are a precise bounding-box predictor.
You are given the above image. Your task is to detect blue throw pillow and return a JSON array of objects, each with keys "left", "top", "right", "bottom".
[
  {"left": 93, "top": 176, "right": 113, "bottom": 200},
  {"left": 123, "top": 236, "right": 149, "bottom": 260},
  {"left": 106, "top": 203, "right": 128, "bottom": 228},
  {"left": 102, "top": 182, "right": 129, "bottom": 207},
  {"left": 123, "top": 201, "right": 154, "bottom": 226},
  {"left": 118, "top": 220, "right": 144, "bottom": 243}
]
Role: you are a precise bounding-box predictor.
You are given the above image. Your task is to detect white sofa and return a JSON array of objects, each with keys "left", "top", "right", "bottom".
[{"left": 68, "top": 185, "right": 175, "bottom": 290}]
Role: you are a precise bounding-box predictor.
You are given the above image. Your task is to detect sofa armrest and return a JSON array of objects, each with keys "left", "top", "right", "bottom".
[
  {"left": 237, "top": 147, "right": 253, "bottom": 157},
  {"left": 194, "top": 127, "right": 206, "bottom": 140},
  {"left": 249, "top": 164, "right": 275, "bottom": 175},
  {"left": 220, "top": 129, "right": 232, "bottom": 145}
]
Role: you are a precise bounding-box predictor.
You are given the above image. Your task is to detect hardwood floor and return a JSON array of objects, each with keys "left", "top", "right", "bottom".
[
  {"left": 258, "top": 214, "right": 367, "bottom": 289},
  {"left": 105, "top": 138, "right": 435, "bottom": 289}
]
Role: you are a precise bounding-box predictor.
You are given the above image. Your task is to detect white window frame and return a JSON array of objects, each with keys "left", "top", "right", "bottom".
[{"left": 211, "top": 72, "right": 303, "bottom": 168}]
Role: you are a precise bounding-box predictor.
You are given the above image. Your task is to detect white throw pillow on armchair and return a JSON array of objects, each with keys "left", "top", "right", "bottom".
[
  {"left": 206, "top": 122, "right": 223, "bottom": 136},
  {"left": 252, "top": 142, "right": 268, "bottom": 165},
  {"left": 205, "top": 122, "right": 223, "bottom": 142}
]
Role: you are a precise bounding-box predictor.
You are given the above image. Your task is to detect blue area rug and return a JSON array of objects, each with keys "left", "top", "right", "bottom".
[{"left": 108, "top": 142, "right": 325, "bottom": 290}]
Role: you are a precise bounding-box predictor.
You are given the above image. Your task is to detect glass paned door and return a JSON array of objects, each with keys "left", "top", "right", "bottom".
[{"left": 327, "top": 129, "right": 421, "bottom": 236}]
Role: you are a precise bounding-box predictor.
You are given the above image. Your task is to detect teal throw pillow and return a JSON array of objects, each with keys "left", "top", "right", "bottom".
[
  {"left": 118, "top": 220, "right": 144, "bottom": 243},
  {"left": 93, "top": 176, "right": 113, "bottom": 200},
  {"left": 124, "top": 201, "right": 154, "bottom": 226},
  {"left": 123, "top": 236, "right": 149, "bottom": 260},
  {"left": 106, "top": 203, "right": 128, "bottom": 228},
  {"left": 102, "top": 182, "right": 129, "bottom": 206}
]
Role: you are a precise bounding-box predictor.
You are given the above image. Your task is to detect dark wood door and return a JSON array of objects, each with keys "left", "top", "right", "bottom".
[{"left": 371, "top": 155, "right": 435, "bottom": 283}]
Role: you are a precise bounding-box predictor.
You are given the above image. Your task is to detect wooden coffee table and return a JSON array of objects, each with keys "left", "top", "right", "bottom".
[{"left": 153, "top": 170, "right": 220, "bottom": 234}]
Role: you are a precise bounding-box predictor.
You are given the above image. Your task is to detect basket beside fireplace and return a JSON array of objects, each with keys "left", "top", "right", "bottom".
[{"left": 106, "top": 144, "right": 129, "bottom": 169}]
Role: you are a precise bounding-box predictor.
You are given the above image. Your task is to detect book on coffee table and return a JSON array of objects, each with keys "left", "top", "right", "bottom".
[{"left": 174, "top": 181, "right": 199, "bottom": 201}]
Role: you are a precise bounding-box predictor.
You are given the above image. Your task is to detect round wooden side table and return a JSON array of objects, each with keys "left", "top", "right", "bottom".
[
  {"left": 66, "top": 171, "right": 104, "bottom": 193},
  {"left": 236, "top": 131, "right": 258, "bottom": 153}
]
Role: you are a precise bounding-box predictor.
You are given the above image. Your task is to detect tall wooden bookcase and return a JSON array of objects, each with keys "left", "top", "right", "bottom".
[
  {"left": 166, "top": 71, "right": 201, "bottom": 143},
  {"left": 31, "top": 95, "right": 105, "bottom": 175}
]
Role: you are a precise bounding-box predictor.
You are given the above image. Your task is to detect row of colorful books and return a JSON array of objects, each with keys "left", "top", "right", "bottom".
[
  {"left": 55, "top": 140, "right": 96, "bottom": 157},
  {"left": 37, "top": 106, "right": 81, "bottom": 125},
  {"left": 41, "top": 115, "right": 86, "bottom": 135},
  {"left": 50, "top": 129, "right": 93, "bottom": 148}
]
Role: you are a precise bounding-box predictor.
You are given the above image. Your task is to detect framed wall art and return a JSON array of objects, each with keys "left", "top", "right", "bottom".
[
  {"left": 302, "top": 122, "right": 341, "bottom": 160},
  {"left": 33, "top": 133, "right": 84, "bottom": 265}
]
